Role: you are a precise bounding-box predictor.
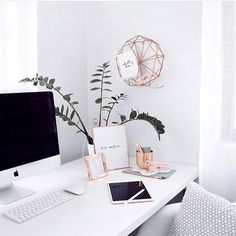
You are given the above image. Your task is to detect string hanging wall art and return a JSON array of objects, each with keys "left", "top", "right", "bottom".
[{"left": 116, "top": 35, "right": 165, "bottom": 87}]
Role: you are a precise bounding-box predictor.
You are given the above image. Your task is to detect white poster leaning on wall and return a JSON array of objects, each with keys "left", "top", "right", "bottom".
[{"left": 93, "top": 125, "right": 130, "bottom": 170}]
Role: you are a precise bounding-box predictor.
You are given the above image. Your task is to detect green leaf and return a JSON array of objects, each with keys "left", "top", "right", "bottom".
[
  {"left": 103, "top": 81, "right": 112, "bottom": 84},
  {"left": 95, "top": 98, "right": 102, "bottom": 104},
  {"left": 19, "top": 78, "right": 30, "bottom": 83},
  {"left": 70, "top": 110, "right": 75, "bottom": 120},
  {"left": 55, "top": 107, "right": 60, "bottom": 116},
  {"left": 64, "top": 95, "right": 71, "bottom": 102},
  {"left": 68, "top": 121, "right": 74, "bottom": 126},
  {"left": 102, "top": 106, "right": 112, "bottom": 109},
  {"left": 137, "top": 113, "right": 145, "bottom": 119},
  {"left": 129, "top": 110, "right": 137, "bottom": 119},
  {"left": 120, "top": 115, "right": 126, "bottom": 122},
  {"left": 66, "top": 107, "right": 69, "bottom": 116},
  {"left": 96, "top": 69, "right": 104, "bottom": 72},
  {"left": 92, "top": 73, "right": 102, "bottom": 77},
  {"left": 135, "top": 112, "right": 165, "bottom": 140},
  {"left": 62, "top": 117, "right": 67, "bottom": 121},
  {"left": 120, "top": 94, "right": 127, "bottom": 99},
  {"left": 103, "top": 76, "right": 111, "bottom": 78},
  {"left": 112, "top": 122, "right": 119, "bottom": 124},
  {"left": 108, "top": 101, "right": 117, "bottom": 105},
  {"left": 46, "top": 84, "right": 53, "bottom": 89},
  {"left": 90, "top": 79, "right": 101, "bottom": 83},
  {"left": 43, "top": 77, "right": 49, "bottom": 83},
  {"left": 103, "top": 62, "right": 109, "bottom": 67},
  {"left": 54, "top": 86, "right": 61, "bottom": 92},
  {"left": 103, "top": 89, "right": 112, "bottom": 92},
  {"left": 49, "top": 78, "right": 55, "bottom": 85},
  {"left": 38, "top": 76, "right": 43, "bottom": 81},
  {"left": 39, "top": 81, "right": 46, "bottom": 86},
  {"left": 104, "top": 70, "right": 111, "bottom": 74},
  {"left": 90, "top": 87, "right": 100, "bottom": 91},
  {"left": 61, "top": 105, "right": 64, "bottom": 114},
  {"left": 111, "top": 96, "right": 117, "bottom": 100},
  {"left": 72, "top": 101, "right": 79, "bottom": 105}
]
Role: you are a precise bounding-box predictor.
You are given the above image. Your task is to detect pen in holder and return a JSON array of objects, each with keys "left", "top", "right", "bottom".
[{"left": 136, "top": 150, "right": 153, "bottom": 170}]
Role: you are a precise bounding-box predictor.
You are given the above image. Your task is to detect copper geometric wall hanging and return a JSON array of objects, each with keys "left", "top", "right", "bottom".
[{"left": 116, "top": 35, "right": 165, "bottom": 87}]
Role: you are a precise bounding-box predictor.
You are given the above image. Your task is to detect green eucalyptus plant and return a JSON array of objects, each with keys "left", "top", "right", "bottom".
[{"left": 20, "top": 61, "right": 165, "bottom": 144}]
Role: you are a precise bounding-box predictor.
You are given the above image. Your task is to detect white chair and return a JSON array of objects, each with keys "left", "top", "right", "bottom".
[{"left": 136, "top": 203, "right": 181, "bottom": 236}]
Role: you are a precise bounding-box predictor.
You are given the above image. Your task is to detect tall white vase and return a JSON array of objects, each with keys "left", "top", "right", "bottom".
[{"left": 87, "top": 144, "right": 95, "bottom": 155}]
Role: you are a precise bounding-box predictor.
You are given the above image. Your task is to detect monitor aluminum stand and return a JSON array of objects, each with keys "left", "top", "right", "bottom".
[{"left": 0, "top": 184, "right": 35, "bottom": 205}]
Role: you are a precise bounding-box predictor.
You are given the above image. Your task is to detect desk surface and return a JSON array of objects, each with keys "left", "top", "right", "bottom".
[{"left": 0, "top": 158, "right": 198, "bottom": 236}]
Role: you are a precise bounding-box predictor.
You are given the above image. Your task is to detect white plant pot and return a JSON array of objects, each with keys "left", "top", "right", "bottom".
[{"left": 87, "top": 144, "right": 95, "bottom": 155}]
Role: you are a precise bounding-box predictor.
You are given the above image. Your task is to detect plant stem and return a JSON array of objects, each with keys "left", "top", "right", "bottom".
[
  {"left": 98, "top": 69, "right": 105, "bottom": 126},
  {"left": 105, "top": 98, "right": 121, "bottom": 126},
  {"left": 105, "top": 102, "right": 115, "bottom": 126},
  {"left": 105, "top": 94, "right": 126, "bottom": 126}
]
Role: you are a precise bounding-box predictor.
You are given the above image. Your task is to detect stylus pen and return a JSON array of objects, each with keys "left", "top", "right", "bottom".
[{"left": 125, "top": 189, "right": 145, "bottom": 204}]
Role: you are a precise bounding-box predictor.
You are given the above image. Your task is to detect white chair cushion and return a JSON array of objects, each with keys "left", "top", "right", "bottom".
[
  {"left": 136, "top": 203, "right": 181, "bottom": 236},
  {"left": 168, "top": 182, "right": 236, "bottom": 236}
]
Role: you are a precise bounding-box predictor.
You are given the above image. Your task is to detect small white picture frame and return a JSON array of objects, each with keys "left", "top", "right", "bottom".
[
  {"left": 93, "top": 125, "right": 130, "bottom": 170},
  {"left": 84, "top": 153, "right": 108, "bottom": 180}
]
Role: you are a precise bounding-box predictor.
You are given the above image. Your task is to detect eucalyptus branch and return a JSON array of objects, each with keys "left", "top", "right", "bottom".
[
  {"left": 54, "top": 86, "right": 89, "bottom": 137},
  {"left": 55, "top": 107, "right": 84, "bottom": 133},
  {"left": 20, "top": 74, "right": 93, "bottom": 144}
]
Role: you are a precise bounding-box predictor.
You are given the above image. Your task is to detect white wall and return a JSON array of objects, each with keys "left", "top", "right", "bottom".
[
  {"left": 38, "top": 2, "right": 202, "bottom": 166},
  {"left": 38, "top": 2, "right": 88, "bottom": 163},
  {"left": 86, "top": 2, "right": 202, "bottom": 165},
  {"left": 30, "top": 1, "right": 236, "bottom": 201}
]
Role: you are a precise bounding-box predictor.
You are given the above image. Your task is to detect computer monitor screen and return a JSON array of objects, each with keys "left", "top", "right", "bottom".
[{"left": 0, "top": 92, "right": 60, "bottom": 172}]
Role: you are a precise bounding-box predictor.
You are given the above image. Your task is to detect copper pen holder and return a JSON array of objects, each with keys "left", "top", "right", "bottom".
[{"left": 136, "top": 151, "right": 153, "bottom": 169}]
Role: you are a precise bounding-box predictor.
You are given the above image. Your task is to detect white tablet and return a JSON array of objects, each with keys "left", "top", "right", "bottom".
[{"left": 108, "top": 181, "right": 153, "bottom": 204}]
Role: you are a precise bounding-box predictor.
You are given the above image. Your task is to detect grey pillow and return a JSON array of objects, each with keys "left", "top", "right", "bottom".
[{"left": 168, "top": 182, "right": 236, "bottom": 236}]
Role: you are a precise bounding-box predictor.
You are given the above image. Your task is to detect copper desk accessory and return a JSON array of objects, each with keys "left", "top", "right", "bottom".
[{"left": 136, "top": 144, "right": 153, "bottom": 170}]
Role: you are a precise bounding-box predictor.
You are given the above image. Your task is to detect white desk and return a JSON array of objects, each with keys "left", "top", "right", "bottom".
[{"left": 0, "top": 158, "right": 198, "bottom": 236}]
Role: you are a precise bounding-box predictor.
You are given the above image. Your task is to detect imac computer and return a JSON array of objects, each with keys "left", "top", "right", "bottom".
[{"left": 0, "top": 91, "right": 61, "bottom": 204}]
